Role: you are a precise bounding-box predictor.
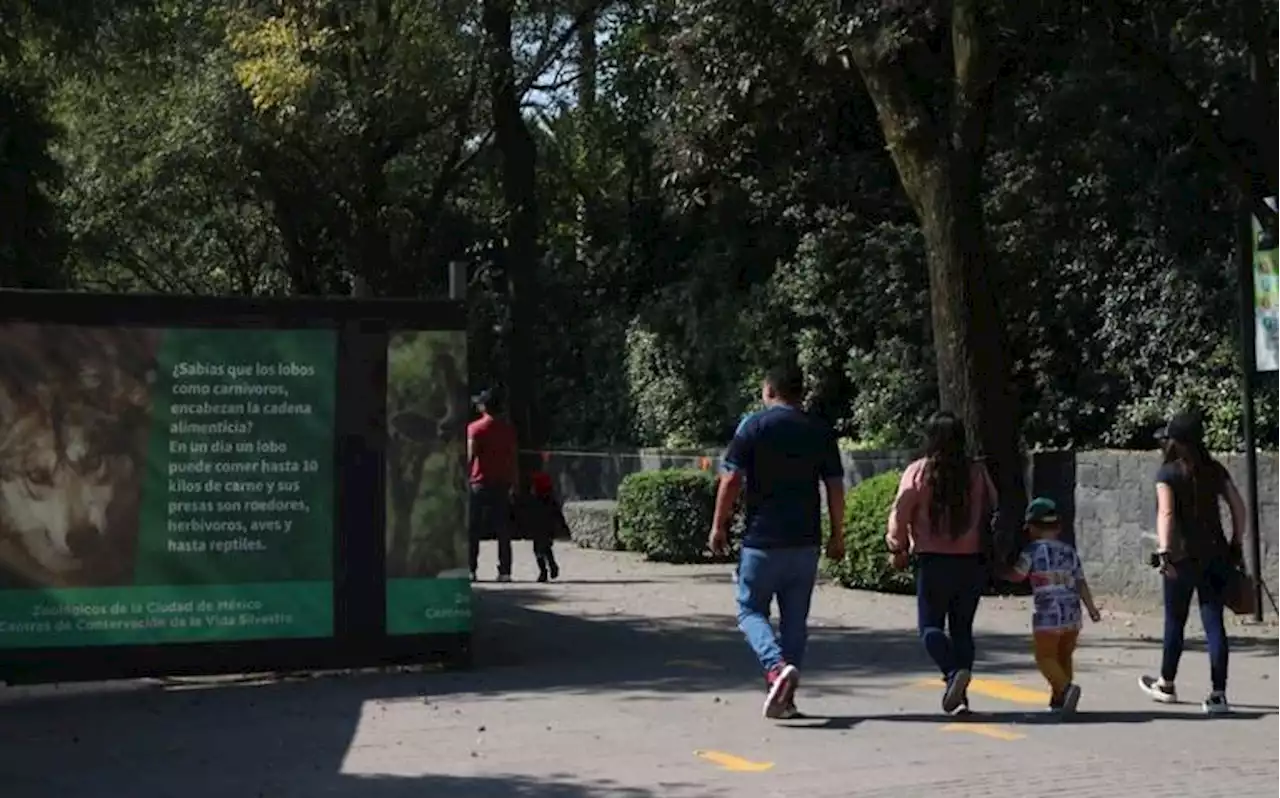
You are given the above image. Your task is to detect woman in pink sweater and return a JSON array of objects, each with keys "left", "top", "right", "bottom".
[{"left": 885, "top": 411, "right": 998, "bottom": 715}]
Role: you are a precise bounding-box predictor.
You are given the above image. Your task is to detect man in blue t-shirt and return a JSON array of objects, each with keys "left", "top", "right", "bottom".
[{"left": 708, "top": 364, "right": 846, "bottom": 720}]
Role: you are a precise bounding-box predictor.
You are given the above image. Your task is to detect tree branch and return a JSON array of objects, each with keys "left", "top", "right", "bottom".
[
  {"left": 949, "top": 0, "right": 1000, "bottom": 162},
  {"left": 515, "top": 0, "right": 612, "bottom": 100},
  {"left": 848, "top": 37, "right": 947, "bottom": 214},
  {"left": 1099, "top": 0, "right": 1277, "bottom": 226}
]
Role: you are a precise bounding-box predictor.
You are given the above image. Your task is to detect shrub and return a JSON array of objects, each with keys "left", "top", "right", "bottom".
[
  {"left": 823, "top": 470, "right": 913, "bottom": 594},
  {"left": 616, "top": 469, "right": 720, "bottom": 562},
  {"left": 565, "top": 500, "right": 620, "bottom": 550}
]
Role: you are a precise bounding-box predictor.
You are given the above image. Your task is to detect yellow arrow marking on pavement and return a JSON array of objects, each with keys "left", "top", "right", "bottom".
[
  {"left": 694, "top": 750, "right": 775, "bottom": 772},
  {"left": 665, "top": 659, "right": 726, "bottom": 671},
  {"left": 914, "top": 678, "right": 1049, "bottom": 705},
  {"left": 941, "top": 723, "right": 1026, "bottom": 741}
]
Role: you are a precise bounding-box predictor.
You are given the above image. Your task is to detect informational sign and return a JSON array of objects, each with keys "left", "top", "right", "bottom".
[
  {"left": 0, "top": 324, "right": 336, "bottom": 648},
  {"left": 1254, "top": 197, "right": 1279, "bottom": 372},
  {"left": 383, "top": 330, "right": 470, "bottom": 635}
]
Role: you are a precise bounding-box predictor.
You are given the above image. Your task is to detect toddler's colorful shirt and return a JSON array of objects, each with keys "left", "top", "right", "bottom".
[{"left": 1012, "top": 538, "right": 1083, "bottom": 631}]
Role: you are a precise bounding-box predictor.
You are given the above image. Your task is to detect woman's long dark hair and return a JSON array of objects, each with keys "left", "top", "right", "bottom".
[
  {"left": 921, "top": 411, "right": 971, "bottom": 539},
  {"left": 1162, "top": 437, "right": 1223, "bottom": 532}
]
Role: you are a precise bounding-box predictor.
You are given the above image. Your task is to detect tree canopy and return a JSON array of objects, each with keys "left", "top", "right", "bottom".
[{"left": 2, "top": 0, "right": 1276, "bottom": 454}]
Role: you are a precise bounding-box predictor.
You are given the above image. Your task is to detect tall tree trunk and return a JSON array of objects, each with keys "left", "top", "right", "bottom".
[
  {"left": 574, "top": 2, "right": 598, "bottom": 265},
  {"left": 482, "top": 0, "right": 541, "bottom": 451},
  {"left": 850, "top": 0, "right": 1026, "bottom": 549}
]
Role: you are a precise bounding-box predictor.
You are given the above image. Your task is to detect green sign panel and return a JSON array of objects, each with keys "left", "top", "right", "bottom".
[
  {"left": 0, "top": 324, "right": 336, "bottom": 648},
  {"left": 384, "top": 330, "right": 471, "bottom": 635}
]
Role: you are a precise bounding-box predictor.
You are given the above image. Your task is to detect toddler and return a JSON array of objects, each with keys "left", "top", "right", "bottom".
[
  {"left": 1002, "top": 497, "right": 1101, "bottom": 715},
  {"left": 517, "top": 469, "right": 565, "bottom": 582}
]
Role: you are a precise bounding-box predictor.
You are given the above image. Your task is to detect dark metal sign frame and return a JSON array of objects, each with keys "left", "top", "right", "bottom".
[{"left": 0, "top": 290, "right": 470, "bottom": 684}]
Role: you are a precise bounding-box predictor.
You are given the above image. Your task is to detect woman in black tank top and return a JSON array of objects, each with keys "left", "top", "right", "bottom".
[{"left": 1137, "top": 412, "right": 1247, "bottom": 715}]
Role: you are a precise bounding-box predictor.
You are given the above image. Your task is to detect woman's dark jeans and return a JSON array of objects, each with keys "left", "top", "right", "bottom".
[
  {"left": 1162, "top": 558, "right": 1230, "bottom": 692},
  {"left": 915, "top": 553, "right": 987, "bottom": 680}
]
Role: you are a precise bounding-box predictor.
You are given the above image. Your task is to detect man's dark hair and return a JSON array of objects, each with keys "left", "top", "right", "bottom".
[
  {"left": 476, "top": 387, "right": 505, "bottom": 414},
  {"left": 764, "top": 364, "right": 805, "bottom": 402}
]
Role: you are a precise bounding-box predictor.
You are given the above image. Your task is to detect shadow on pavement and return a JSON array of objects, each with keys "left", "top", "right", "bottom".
[
  {"left": 787, "top": 707, "right": 1275, "bottom": 731},
  {"left": 463, "top": 585, "right": 1040, "bottom": 696},
  {"left": 3, "top": 570, "right": 1272, "bottom": 798},
  {"left": 1121, "top": 634, "right": 1280, "bottom": 655},
  {"left": 0, "top": 673, "right": 715, "bottom": 798}
]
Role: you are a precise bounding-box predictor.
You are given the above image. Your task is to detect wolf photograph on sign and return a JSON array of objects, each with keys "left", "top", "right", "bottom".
[
  {"left": 0, "top": 323, "right": 159, "bottom": 589},
  {"left": 385, "top": 330, "right": 468, "bottom": 579}
]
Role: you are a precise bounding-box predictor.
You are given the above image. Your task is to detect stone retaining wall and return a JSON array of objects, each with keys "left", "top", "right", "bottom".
[{"left": 534, "top": 448, "right": 914, "bottom": 501}]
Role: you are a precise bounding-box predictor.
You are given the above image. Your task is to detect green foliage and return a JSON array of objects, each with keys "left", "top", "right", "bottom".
[
  {"left": 0, "top": 80, "right": 67, "bottom": 288},
  {"left": 823, "top": 471, "right": 913, "bottom": 594},
  {"left": 385, "top": 330, "right": 468, "bottom": 577},
  {"left": 615, "top": 469, "right": 718, "bottom": 563},
  {"left": 564, "top": 500, "right": 621, "bottom": 550},
  {"left": 6, "top": 0, "right": 1276, "bottom": 460}
]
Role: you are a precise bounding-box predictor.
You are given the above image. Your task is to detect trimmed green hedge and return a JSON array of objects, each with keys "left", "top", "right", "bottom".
[
  {"left": 616, "top": 469, "right": 739, "bottom": 563},
  {"left": 565, "top": 500, "right": 620, "bottom": 550},
  {"left": 823, "top": 470, "right": 913, "bottom": 594}
]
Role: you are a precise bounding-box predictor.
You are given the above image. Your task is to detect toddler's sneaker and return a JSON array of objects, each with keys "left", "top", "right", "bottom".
[
  {"left": 1138, "top": 675, "right": 1177, "bottom": 703},
  {"left": 1060, "top": 683, "right": 1081, "bottom": 715}
]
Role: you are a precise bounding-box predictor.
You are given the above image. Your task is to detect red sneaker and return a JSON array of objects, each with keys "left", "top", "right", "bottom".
[{"left": 763, "top": 663, "right": 799, "bottom": 719}]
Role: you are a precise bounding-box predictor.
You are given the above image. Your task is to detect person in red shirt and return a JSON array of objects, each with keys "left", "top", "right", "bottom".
[{"left": 467, "top": 389, "right": 519, "bottom": 582}]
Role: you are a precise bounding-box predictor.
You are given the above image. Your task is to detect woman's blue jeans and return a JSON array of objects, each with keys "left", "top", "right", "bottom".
[{"left": 915, "top": 553, "right": 986, "bottom": 680}]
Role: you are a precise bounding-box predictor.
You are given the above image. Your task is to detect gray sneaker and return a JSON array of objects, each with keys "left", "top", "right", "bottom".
[
  {"left": 1203, "top": 691, "right": 1230, "bottom": 715},
  {"left": 942, "top": 669, "right": 972, "bottom": 714}
]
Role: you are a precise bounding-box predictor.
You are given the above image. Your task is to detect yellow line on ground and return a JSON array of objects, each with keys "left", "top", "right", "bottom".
[
  {"left": 913, "top": 677, "right": 1049, "bottom": 705},
  {"left": 940, "top": 723, "right": 1026, "bottom": 741},
  {"left": 694, "top": 750, "right": 775, "bottom": 772},
  {"left": 665, "top": 659, "right": 726, "bottom": 671}
]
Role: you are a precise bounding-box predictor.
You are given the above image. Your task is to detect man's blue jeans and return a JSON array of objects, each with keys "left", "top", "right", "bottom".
[{"left": 736, "top": 546, "right": 821, "bottom": 673}]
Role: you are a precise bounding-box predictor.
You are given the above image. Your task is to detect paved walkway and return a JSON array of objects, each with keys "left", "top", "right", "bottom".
[{"left": 2, "top": 544, "right": 1277, "bottom": 797}]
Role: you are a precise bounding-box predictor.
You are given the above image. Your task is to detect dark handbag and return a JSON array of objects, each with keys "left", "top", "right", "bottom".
[{"left": 1225, "top": 567, "right": 1258, "bottom": 616}]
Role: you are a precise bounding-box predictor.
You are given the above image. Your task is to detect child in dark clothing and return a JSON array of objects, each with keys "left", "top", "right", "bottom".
[{"left": 516, "top": 469, "right": 565, "bottom": 582}]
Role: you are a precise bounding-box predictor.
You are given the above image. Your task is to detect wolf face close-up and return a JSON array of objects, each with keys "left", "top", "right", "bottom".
[
  {"left": 0, "top": 324, "right": 158, "bottom": 589},
  {"left": 0, "top": 396, "right": 134, "bottom": 575}
]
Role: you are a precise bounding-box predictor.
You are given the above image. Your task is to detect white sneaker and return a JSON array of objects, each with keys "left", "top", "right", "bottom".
[
  {"left": 1203, "top": 691, "right": 1230, "bottom": 715},
  {"left": 1138, "top": 675, "right": 1177, "bottom": 703},
  {"left": 775, "top": 701, "right": 804, "bottom": 720},
  {"left": 948, "top": 698, "right": 971, "bottom": 716}
]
